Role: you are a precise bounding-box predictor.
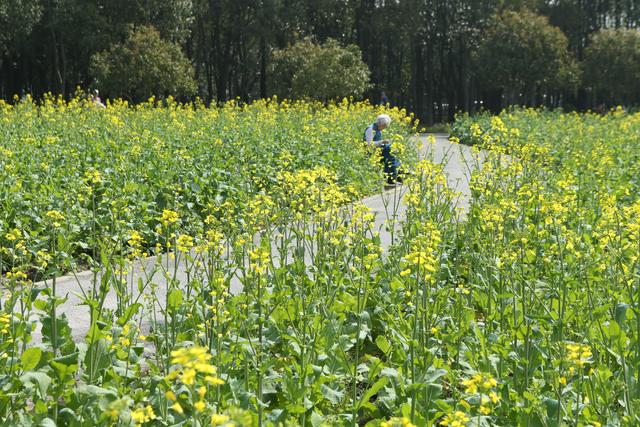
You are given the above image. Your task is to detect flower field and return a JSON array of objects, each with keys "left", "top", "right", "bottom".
[{"left": 1, "top": 99, "right": 640, "bottom": 426}]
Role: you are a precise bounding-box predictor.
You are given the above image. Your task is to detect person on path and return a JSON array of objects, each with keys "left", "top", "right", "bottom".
[
  {"left": 363, "top": 114, "right": 401, "bottom": 185},
  {"left": 380, "top": 90, "right": 389, "bottom": 106},
  {"left": 90, "top": 90, "right": 106, "bottom": 108}
]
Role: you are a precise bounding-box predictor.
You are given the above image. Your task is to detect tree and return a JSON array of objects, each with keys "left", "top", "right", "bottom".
[
  {"left": 474, "top": 10, "right": 578, "bottom": 107},
  {"left": 90, "top": 25, "right": 196, "bottom": 102},
  {"left": 0, "top": 0, "right": 42, "bottom": 55},
  {"left": 270, "top": 38, "right": 371, "bottom": 101},
  {"left": 583, "top": 29, "right": 640, "bottom": 107},
  {"left": 136, "top": 0, "right": 194, "bottom": 43},
  {"left": 4, "top": 0, "right": 640, "bottom": 114}
]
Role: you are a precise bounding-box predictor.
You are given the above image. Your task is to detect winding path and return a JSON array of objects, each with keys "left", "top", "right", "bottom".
[{"left": 35, "top": 134, "right": 481, "bottom": 340}]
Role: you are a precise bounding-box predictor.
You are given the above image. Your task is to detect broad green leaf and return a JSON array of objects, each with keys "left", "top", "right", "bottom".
[
  {"left": 20, "top": 372, "right": 52, "bottom": 396},
  {"left": 168, "top": 289, "right": 183, "bottom": 310},
  {"left": 358, "top": 377, "right": 388, "bottom": 409},
  {"left": 21, "top": 347, "right": 42, "bottom": 371},
  {"left": 375, "top": 335, "right": 391, "bottom": 353},
  {"left": 320, "top": 384, "right": 344, "bottom": 405}
]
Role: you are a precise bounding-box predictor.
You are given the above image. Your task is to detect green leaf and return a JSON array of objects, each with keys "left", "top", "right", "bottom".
[
  {"left": 19, "top": 372, "right": 52, "bottom": 396},
  {"left": 168, "top": 289, "right": 183, "bottom": 311},
  {"left": 33, "top": 299, "right": 48, "bottom": 311},
  {"left": 424, "top": 368, "right": 448, "bottom": 384},
  {"left": 615, "top": 303, "right": 630, "bottom": 325},
  {"left": 21, "top": 347, "right": 42, "bottom": 371},
  {"left": 320, "top": 384, "right": 344, "bottom": 405},
  {"left": 117, "top": 302, "right": 142, "bottom": 326},
  {"left": 35, "top": 400, "right": 47, "bottom": 415},
  {"left": 524, "top": 249, "right": 536, "bottom": 263},
  {"left": 40, "top": 418, "right": 57, "bottom": 427},
  {"left": 358, "top": 377, "right": 388, "bottom": 409},
  {"left": 49, "top": 360, "right": 77, "bottom": 381},
  {"left": 607, "top": 321, "right": 621, "bottom": 338},
  {"left": 375, "top": 335, "right": 391, "bottom": 354},
  {"left": 52, "top": 352, "right": 79, "bottom": 366},
  {"left": 75, "top": 384, "right": 118, "bottom": 397},
  {"left": 84, "top": 339, "right": 111, "bottom": 377},
  {"left": 310, "top": 411, "right": 324, "bottom": 427},
  {"left": 544, "top": 397, "right": 560, "bottom": 422}
]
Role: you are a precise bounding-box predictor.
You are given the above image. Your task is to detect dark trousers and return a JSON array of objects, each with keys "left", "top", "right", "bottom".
[{"left": 380, "top": 143, "right": 400, "bottom": 181}]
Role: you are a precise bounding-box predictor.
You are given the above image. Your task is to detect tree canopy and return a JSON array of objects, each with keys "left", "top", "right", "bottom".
[
  {"left": 583, "top": 29, "right": 640, "bottom": 106},
  {"left": 1, "top": 0, "right": 640, "bottom": 120},
  {"left": 475, "top": 10, "right": 578, "bottom": 107},
  {"left": 89, "top": 26, "right": 196, "bottom": 102},
  {"left": 0, "top": 0, "right": 42, "bottom": 55},
  {"left": 270, "top": 38, "right": 371, "bottom": 101}
]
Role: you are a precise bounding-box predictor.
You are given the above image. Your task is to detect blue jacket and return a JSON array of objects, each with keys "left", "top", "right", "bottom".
[{"left": 363, "top": 123, "right": 383, "bottom": 145}]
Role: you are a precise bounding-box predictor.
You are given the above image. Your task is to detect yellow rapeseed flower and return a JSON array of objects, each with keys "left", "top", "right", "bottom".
[
  {"left": 160, "top": 209, "right": 180, "bottom": 226},
  {"left": 168, "top": 346, "right": 224, "bottom": 386},
  {"left": 440, "top": 410, "right": 470, "bottom": 427},
  {"left": 45, "top": 210, "right": 65, "bottom": 227},
  {"left": 211, "top": 414, "right": 231, "bottom": 426},
  {"left": 380, "top": 417, "right": 416, "bottom": 427},
  {"left": 131, "top": 405, "right": 156, "bottom": 425}
]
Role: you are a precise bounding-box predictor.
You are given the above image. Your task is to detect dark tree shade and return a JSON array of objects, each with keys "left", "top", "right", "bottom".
[
  {"left": 583, "top": 29, "right": 640, "bottom": 106},
  {"left": 1, "top": 0, "right": 640, "bottom": 119}
]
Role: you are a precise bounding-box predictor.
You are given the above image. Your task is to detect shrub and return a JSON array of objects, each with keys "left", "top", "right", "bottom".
[
  {"left": 474, "top": 10, "right": 578, "bottom": 106},
  {"left": 90, "top": 25, "right": 196, "bottom": 102},
  {"left": 270, "top": 38, "right": 371, "bottom": 101},
  {"left": 583, "top": 28, "right": 640, "bottom": 106}
]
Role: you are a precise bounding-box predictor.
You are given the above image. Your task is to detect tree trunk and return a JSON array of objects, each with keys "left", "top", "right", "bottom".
[
  {"left": 260, "top": 34, "right": 267, "bottom": 98},
  {"left": 412, "top": 38, "right": 424, "bottom": 120},
  {"left": 51, "top": 29, "right": 63, "bottom": 95}
]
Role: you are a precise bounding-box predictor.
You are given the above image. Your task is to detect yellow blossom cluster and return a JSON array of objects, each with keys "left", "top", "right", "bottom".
[
  {"left": 127, "top": 230, "right": 146, "bottom": 258},
  {"left": 160, "top": 209, "right": 180, "bottom": 226},
  {"left": 400, "top": 221, "right": 441, "bottom": 283},
  {"left": 461, "top": 372, "right": 497, "bottom": 394},
  {"left": 0, "top": 313, "right": 11, "bottom": 334},
  {"left": 176, "top": 234, "right": 194, "bottom": 253},
  {"left": 131, "top": 405, "right": 156, "bottom": 425},
  {"left": 211, "top": 414, "right": 232, "bottom": 426},
  {"left": 381, "top": 417, "right": 417, "bottom": 427},
  {"left": 566, "top": 343, "right": 592, "bottom": 368},
  {"left": 168, "top": 346, "right": 224, "bottom": 386},
  {"left": 4, "top": 269, "right": 29, "bottom": 284},
  {"left": 248, "top": 246, "right": 271, "bottom": 275},
  {"left": 45, "top": 210, "right": 65, "bottom": 227},
  {"left": 84, "top": 169, "right": 102, "bottom": 185},
  {"left": 439, "top": 410, "right": 470, "bottom": 427}
]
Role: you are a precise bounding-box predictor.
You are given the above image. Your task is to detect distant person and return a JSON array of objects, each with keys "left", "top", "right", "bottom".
[
  {"left": 90, "top": 90, "right": 106, "bottom": 108},
  {"left": 380, "top": 90, "right": 389, "bottom": 106},
  {"left": 363, "top": 114, "right": 401, "bottom": 185}
]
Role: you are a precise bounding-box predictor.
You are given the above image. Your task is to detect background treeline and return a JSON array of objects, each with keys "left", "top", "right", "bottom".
[{"left": 1, "top": 0, "right": 639, "bottom": 123}]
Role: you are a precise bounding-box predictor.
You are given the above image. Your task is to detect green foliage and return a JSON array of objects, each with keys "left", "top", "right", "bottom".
[
  {"left": 5, "top": 94, "right": 640, "bottom": 425},
  {"left": 583, "top": 28, "right": 640, "bottom": 105},
  {"left": 136, "top": 0, "right": 194, "bottom": 43},
  {"left": 0, "top": 96, "right": 414, "bottom": 273},
  {"left": 0, "top": 97, "right": 420, "bottom": 425},
  {"left": 475, "top": 10, "right": 579, "bottom": 105},
  {"left": 3, "top": 0, "right": 640, "bottom": 114},
  {"left": 90, "top": 25, "right": 196, "bottom": 102},
  {"left": 0, "top": 0, "right": 42, "bottom": 55},
  {"left": 270, "top": 38, "right": 372, "bottom": 101}
]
